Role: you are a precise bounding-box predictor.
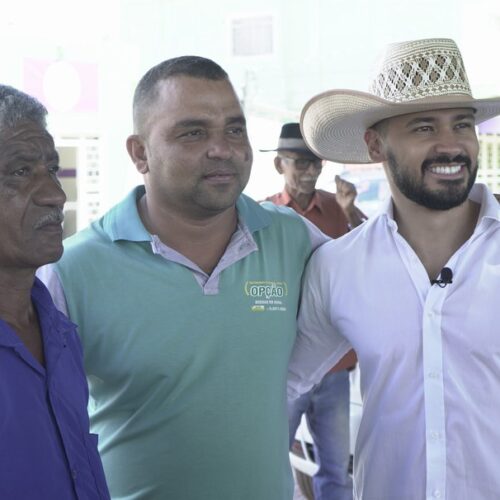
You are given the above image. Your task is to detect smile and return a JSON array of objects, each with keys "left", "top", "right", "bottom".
[{"left": 427, "top": 164, "right": 463, "bottom": 175}]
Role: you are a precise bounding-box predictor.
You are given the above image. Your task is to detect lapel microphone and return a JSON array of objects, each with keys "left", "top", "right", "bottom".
[{"left": 430, "top": 267, "right": 453, "bottom": 288}]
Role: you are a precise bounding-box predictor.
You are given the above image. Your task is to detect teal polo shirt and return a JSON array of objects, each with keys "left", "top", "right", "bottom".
[{"left": 52, "top": 186, "right": 325, "bottom": 500}]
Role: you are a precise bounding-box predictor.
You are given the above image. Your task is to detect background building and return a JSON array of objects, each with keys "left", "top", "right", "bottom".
[{"left": 1, "top": 0, "right": 499, "bottom": 232}]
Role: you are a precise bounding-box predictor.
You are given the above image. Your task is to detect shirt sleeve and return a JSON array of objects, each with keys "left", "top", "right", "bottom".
[
  {"left": 287, "top": 245, "right": 352, "bottom": 399},
  {"left": 36, "top": 264, "right": 69, "bottom": 316}
]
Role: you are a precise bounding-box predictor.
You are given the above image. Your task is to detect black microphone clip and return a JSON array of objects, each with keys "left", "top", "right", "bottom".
[{"left": 430, "top": 267, "right": 453, "bottom": 288}]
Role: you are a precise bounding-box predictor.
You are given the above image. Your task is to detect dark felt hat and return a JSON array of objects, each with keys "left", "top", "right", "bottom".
[{"left": 260, "top": 122, "right": 320, "bottom": 158}]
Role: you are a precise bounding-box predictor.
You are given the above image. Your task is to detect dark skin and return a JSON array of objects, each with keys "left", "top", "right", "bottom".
[
  {"left": 0, "top": 123, "right": 66, "bottom": 366},
  {"left": 0, "top": 279, "right": 44, "bottom": 365}
]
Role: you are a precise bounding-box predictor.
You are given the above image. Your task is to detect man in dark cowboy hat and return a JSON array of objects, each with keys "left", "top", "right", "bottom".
[
  {"left": 263, "top": 122, "right": 366, "bottom": 233},
  {"left": 263, "top": 122, "right": 363, "bottom": 499},
  {"left": 288, "top": 38, "right": 500, "bottom": 499}
]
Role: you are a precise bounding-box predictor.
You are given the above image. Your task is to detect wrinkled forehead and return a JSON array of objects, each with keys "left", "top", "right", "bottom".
[{"left": 0, "top": 122, "right": 56, "bottom": 160}]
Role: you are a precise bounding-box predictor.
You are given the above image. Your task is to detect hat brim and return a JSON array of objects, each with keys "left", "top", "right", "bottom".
[
  {"left": 259, "top": 147, "right": 320, "bottom": 159},
  {"left": 301, "top": 89, "right": 500, "bottom": 164}
]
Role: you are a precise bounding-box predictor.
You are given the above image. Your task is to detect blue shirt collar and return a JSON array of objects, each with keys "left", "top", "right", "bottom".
[{"left": 0, "top": 278, "right": 75, "bottom": 375}]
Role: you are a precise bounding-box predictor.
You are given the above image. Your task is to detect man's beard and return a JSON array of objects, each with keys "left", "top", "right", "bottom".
[{"left": 387, "top": 152, "right": 478, "bottom": 210}]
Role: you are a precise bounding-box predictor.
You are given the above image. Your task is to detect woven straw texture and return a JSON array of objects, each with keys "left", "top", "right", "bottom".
[
  {"left": 370, "top": 38, "right": 472, "bottom": 102},
  {"left": 301, "top": 38, "right": 500, "bottom": 164}
]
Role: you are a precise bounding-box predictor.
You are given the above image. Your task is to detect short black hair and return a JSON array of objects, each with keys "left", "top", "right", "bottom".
[
  {"left": 0, "top": 85, "right": 47, "bottom": 133},
  {"left": 132, "top": 56, "right": 229, "bottom": 134}
]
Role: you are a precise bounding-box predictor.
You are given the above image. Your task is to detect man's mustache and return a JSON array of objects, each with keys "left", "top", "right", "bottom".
[{"left": 34, "top": 210, "right": 64, "bottom": 229}]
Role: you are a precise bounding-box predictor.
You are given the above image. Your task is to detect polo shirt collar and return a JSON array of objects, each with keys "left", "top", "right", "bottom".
[
  {"left": 103, "top": 186, "right": 273, "bottom": 242},
  {"left": 236, "top": 192, "right": 273, "bottom": 233},
  {"left": 103, "top": 186, "right": 152, "bottom": 242}
]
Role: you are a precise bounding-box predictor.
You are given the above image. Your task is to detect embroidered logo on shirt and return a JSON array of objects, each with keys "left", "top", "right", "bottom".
[{"left": 245, "top": 281, "right": 288, "bottom": 312}]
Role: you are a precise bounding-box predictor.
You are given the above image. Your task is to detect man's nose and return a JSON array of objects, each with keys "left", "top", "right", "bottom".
[
  {"left": 433, "top": 128, "right": 465, "bottom": 156},
  {"left": 206, "top": 134, "right": 233, "bottom": 160},
  {"left": 301, "top": 161, "right": 321, "bottom": 175},
  {"left": 33, "top": 166, "right": 67, "bottom": 207}
]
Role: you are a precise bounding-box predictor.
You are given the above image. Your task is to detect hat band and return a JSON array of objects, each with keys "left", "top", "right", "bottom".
[{"left": 277, "top": 138, "right": 309, "bottom": 150}]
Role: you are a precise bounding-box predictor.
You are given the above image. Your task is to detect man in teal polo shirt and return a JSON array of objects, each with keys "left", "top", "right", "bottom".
[{"left": 40, "top": 56, "right": 328, "bottom": 500}]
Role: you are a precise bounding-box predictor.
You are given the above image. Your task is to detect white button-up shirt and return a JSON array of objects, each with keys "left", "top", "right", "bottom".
[{"left": 288, "top": 184, "right": 500, "bottom": 500}]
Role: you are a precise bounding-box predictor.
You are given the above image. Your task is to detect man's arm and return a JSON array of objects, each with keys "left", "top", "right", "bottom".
[
  {"left": 288, "top": 244, "right": 352, "bottom": 399},
  {"left": 334, "top": 175, "right": 367, "bottom": 229}
]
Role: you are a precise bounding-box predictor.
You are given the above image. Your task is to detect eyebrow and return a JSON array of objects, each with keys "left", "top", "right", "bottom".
[
  {"left": 226, "top": 115, "right": 246, "bottom": 126},
  {"left": 174, "top": 115, "right": 247, "bottom": 128},
  {"left": 5, "top": 151, "right": 59, "bottom": 165},
  {"left": 405, "top": 112, "right": 476, "bottom": 127}
]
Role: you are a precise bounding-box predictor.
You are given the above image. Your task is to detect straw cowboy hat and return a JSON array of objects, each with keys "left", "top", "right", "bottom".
[
  {"left": 260, "top": 122, "right": 320, "bottom": 158},
  {"left": 301, "top": 38, "right": 500, "bottom": 164}
]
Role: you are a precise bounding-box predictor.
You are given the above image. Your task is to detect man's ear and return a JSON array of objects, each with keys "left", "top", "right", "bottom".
[
  {"left": 126, "top": 135, "right": 149, "bottom": 174},
  {"left": 364, "top": 129, "right": 386, "bottom": 163},
  {"left": 274, "top": 156, "right": 284, "bottom": 175}
]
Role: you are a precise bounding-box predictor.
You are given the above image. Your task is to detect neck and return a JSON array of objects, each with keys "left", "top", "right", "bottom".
[
  {"left": 392, "top": 194, "right": 480, "bottom": 279},
  {"left": 138, "top": 194, "right": 238, "bottom": 274},
  {"left": 287, "top": 188, "right": 315, "bottom": 211},
  {"left": 0, "top": 269, "right": 36, "bottom": 325}
]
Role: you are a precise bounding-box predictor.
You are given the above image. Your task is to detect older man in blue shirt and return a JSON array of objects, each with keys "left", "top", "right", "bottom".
[{"left": 0, "top": 85, "right": 109, "bottom": 499}]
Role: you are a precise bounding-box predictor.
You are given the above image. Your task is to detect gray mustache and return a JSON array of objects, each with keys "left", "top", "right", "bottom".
[{"left": 34, "top": 210, "right": 64, "bottom": 229}]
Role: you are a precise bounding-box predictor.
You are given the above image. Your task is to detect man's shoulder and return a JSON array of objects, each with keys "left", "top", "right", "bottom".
[
  {"left": 313, "top": 213, "right": 375, "bottom": 259},
  {"left": 262, "top": 192, "right": 284, "bottom": 204},
  {"left": 61, "top": 188, "right": 143, "bottom": 256},
  {"left": 239, "top": 194, "right": 319, "bottom": 248},
  {"left": 239, "top": 193, "right": 304, "bottom": 227},
  {"left": 259, "top": 199, "right": 308, "bottom": 227}
]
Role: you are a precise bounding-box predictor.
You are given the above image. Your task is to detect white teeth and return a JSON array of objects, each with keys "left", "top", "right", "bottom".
[{"left": 429, "top": 165, "right": 462, "bottom": 175}]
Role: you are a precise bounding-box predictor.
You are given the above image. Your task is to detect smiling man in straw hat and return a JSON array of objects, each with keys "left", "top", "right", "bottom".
[{"left": 287, "top": 38, "right": 500, "bottom": 499}]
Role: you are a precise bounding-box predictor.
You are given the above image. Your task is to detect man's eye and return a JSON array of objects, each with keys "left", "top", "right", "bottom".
[
  {"left": 181, "top": 129, "right": 204, "bottom": 138},
  {"left": 12, "top": 167, "right": 29, "bottom": 176},
  {"left": 456, "top": 122, "right": 472, "bottom": 129},
  {"left": 295, "top": 159, "right": 311, "bottom": 168},
  {"left": 228, "top": 126, "right": 245, "bottom": 136},
  {"left": 48, "top": 164, "right": 60, "bottom": 174},
  {"left": 414, "top": 126, "right": 432, "bottom": 132}
]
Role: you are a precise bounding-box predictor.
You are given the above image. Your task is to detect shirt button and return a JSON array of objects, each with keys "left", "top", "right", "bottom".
[
  {"left": 430, "top": 431, "right": 441, "bottom": 440},
  {"left": 428, "top": 372, "right": 440, "bottom": 379},
  {"left": 72, "top": 469, "right": 77, "bottom": 479},
  {"left": 433, "top": 490, "right": 442, "bottom": 498}
]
